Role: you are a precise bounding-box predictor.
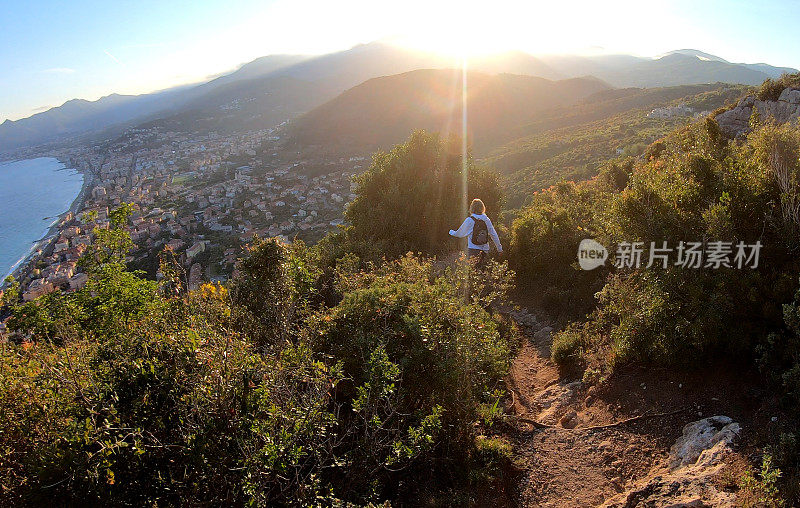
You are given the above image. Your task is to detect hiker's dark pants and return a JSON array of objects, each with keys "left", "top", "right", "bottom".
[{"left": 468, "top": 248, "right": 487, "bottom": 268}]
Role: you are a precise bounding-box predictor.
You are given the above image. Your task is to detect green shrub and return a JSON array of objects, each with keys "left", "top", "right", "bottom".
[
  {"left": 551, "top": 325, "right": 590, "bottom": 365},
  {"left": 543, "top": 114, "right": 800, "bottom": 384},
  {"left": 229, "top": 236, "right": 318, "bottom": 349},
  {"left": 739, "top": 454, "right": 785, "bottom": 508},
  {"left": 343, "top": 130, "right": 503, "bottom": 260},
  {"left": 307, "top": 254, "right": 516, "bottom": 499},
  {"left": 0, "top": 205, "right": 518, "bottom": 505},
  {"left": 757, "top": 73, "right": 800, "bottom": 102},
  {"left": 508, "top": 164, "right": 623, "bottom": 319}
]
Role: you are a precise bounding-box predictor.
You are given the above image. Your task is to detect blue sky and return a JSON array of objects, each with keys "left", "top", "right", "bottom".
[{"left": 2, "top": 0, "right": 799, "bottom": 122}]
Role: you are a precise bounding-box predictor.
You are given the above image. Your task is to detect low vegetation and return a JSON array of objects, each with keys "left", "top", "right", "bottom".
[
  {"left": 4, "top": 77, "right": 800, "bottom": 504},
  {"left": 484, "top": 84, "right": 747, "bottom": 206},
  {"left": 509, "top": 76, "right": 800, "bottom": 500},
  {"left": 0, "top": 132, "right": 517, "bottom": 505}
]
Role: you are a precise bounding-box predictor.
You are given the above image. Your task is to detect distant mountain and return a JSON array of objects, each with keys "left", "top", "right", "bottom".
[
  {"left": 663, "top": 49, "right": 729, "bottom": 62},
  {"left": 200, "top": 54, "right": 310, "bottom": 87},
  {"left": 605, "top": 53, "right": 773, "bottom": 87},
  {"left": 136, "top": 74, "right": 325, "bottom": 134},
  {"left": 0, "top": 89, "right": 183, "bottom": 152},
  {"left": 0, "top": 54, "right": 309, "bottom": 152},
  {"left": 288, "top": 69, "right": 611, "bottom": 153},
  {"left": 467, "top": 51, "right": 561, "bottom": 79},
  {"left": 1, "top": 43, "right": 796, "bottom": 153},
  {"left": 143, "top": 43, "right": 566, "bottom": 134},
  {"left": 0, "top": 43, "right": 610, "bottom": 153},
  {"left": 540, "top": 50, "right": 797, "bottom": 87},
  {"left": 663, "top": 49, "right": 797, "bottom": 78},
  {"left": 738, "top": 62, "right": 798, "bottom": 78}
]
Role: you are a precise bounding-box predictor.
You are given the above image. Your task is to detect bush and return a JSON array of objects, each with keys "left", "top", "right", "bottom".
[
  {"left": 0, "top": 205, "right": 518, "bottom": 505},
  {"left": 229, "top": 236, "right": 318, "bottom": 349},
  {"left": 541, "top": 114, "right": 800, "bottom": 382},
  {"left": 307, "top": 254, "right": 517, "bottom": 499},
  {"left": 342, "top": 130, "right": 503, "bottom": 260},
  {"left": 738, "top": 454, "right": 785, "bottom": 508},
  {"left": 508, "top": 162, "right": 626, "bottom": 319},
  {"left": 757, "top": 73, "right": 800, "bottom": 102}
]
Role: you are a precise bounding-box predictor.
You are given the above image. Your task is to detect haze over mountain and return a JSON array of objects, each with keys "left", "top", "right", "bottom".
[
  {"left": 539, "top": 49, "right": 796, "bottom": 87},
  {"left": 0, "top": 42, "right": 795, "bottom": 153},
  {"left": 288, "top": 69, "right": 610, "bottom": 153},
  {"left": 0, "top": 54, "right": 311, "bottom": 152},
  {"left": 136, "top": 44, "right": 561, "bottom": 135},
  {"left": 288, "top": 70, "right": 745, "bottom": 204}
]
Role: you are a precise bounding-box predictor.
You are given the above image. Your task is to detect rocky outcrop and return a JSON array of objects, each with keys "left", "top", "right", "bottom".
[
  {"left": 715, "top": 87, "right": 800, "bottom": 138},
  {"left": 601, "top": 416, "right": 740, "bottom": 508},
  {"left": 669, "top": 416, "right": 740, "bottom": 469}
]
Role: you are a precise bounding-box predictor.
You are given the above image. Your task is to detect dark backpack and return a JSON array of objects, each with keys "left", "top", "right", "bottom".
[{"left": 471, "top": 216, "right": 489, "bottom": 246}]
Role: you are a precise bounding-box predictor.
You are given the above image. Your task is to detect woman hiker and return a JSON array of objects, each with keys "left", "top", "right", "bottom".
[{"left": 449, "top": 198, "right": 503, "bottom": 266}]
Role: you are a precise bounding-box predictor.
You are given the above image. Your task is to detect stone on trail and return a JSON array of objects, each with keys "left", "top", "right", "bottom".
[
  {"left": 534, "top": 326, "right": 554, "bottom": 342},
  {"left": 559, "top": 410, "right": 578, "bottom": 429},
  {"left": 669, "top": 416, "right": 740, "bottom": 470},
  {"left": 600, "top": 416, "right": 740, "bottom": 508}
]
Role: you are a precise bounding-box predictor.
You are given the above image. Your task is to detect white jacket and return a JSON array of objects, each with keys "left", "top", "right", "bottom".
[{"left": 449, "top": 213, "right": 503, "bottom": 252}]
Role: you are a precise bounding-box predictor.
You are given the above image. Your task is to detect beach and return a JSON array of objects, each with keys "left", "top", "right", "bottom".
[{"left": 0, "top": 158, "right": 87, "bottom": 281}]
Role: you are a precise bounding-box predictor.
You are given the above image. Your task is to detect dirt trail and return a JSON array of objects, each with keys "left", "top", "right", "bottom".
[{"left": 501, "top": 306, "right": 777, "bottom": 507}]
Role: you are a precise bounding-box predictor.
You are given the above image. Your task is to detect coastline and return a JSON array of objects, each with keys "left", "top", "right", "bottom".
[{"left": 3, "top": 159, "right": 90, "bottom": 283}]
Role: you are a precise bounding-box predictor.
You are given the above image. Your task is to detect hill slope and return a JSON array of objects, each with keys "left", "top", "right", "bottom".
[
  {"left": 541, "top": 51, "right": 796, "bottom": 87},
  {"left": 484, "top": 83, "right": 749, "bottom": 205},
  {"left": 288, "top": 69, "right": 611, "bottom": 153},
  {"left": 0, "top": 54, "right": 309, "bottom": 152}
]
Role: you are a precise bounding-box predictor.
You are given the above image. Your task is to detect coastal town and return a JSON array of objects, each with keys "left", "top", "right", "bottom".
[{"left": 1, "top": 123, "right": 366, "bottom": 311}]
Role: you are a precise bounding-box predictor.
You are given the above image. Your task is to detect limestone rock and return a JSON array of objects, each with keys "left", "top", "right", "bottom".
[
  {"left": 600, "top": 416, "right": 740, "bottom": 508},
  {"left": 715, "top": 87, "right": 800, "bottom": 139},
  {"left": 669, "top": 416, "right": 740, "bottom": 470}
]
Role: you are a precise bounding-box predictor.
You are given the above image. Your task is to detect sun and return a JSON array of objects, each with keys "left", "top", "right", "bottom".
[
  {"left": 388, "top": 3, "right": 516, "bottom": 59},
  {"left": 399, "top": 29, "right": 511, "bottom": 59}
]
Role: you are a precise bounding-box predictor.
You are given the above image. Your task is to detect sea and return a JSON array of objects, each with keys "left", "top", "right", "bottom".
[{"left": 0, "top": 157, "right": 84, "bottom": 279}]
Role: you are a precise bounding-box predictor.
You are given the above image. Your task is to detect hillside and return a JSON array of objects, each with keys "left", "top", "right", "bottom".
[
  {"left": 484, "top": 84, "right": 749, "bottom": 205},
  {"left": 286, "top": 77, "right": 747, "bottom": 206},
  {"left": 540, "top": 51, "right": 797, "bottom": 87},
  {"left": 504, "top": 76, "right": 800, "bottom": 505},
  {"left": 134, "top": 74, "right": 325, "bottom": 134},
  {"left": 288, "top": 69, "right": 611, "bottom": 153},
  {"left": 2, "top": 44, "right": 794, "bottom": 155},
  {"left": 0, "top": 55, "right": 309, "bottom": 152}
]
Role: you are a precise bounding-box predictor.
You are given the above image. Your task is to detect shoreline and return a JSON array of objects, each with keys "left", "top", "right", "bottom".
[{"left": 3, "top": 158, "right": 90, "bottom": 283}]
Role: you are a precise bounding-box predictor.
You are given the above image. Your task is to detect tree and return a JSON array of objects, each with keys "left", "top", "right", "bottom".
[{"left": 344, "top": 130, "right": 503, "bottom": 259}]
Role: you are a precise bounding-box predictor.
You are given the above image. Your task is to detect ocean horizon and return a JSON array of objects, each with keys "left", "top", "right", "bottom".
[{"left": 0, "top": 157, "right": 84, "bottom": 280}]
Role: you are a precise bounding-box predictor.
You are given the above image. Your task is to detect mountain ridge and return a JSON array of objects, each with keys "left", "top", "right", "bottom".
[
  {"left": 287, "top": 69, "right": 612, "bottom": 154},
  {"left": 1, "top": 43, "right": 796, "bottom": 153}
]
